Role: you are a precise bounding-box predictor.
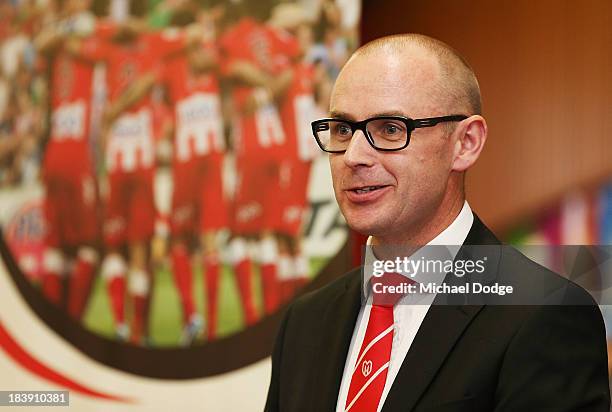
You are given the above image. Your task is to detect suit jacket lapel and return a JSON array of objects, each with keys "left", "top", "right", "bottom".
[
  {"left": 381, "top": 304, "right": 484, "bottom": 411},
  {"left": 382, "top": 214, "right": 500, "bottom": 411},
  {"left": 313, "top": 270, "right": 363, "bottom": 412}
]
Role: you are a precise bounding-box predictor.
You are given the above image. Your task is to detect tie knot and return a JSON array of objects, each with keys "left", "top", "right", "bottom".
[{"left": 370, "top": 272, "right": 415, "bottom": 307}]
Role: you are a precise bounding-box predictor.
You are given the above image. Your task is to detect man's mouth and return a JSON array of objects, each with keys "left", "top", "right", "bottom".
[
  {"left": 344, "top": 185, "right": 391, "bottom": 203},
  {"left": 352, "top": 185, "right": 387, "bottom": 194}
]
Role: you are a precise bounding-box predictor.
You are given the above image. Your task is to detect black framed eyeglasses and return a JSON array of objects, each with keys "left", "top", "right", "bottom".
[{"left": 311, "top": 114, "right": 468, "bottom": 153}]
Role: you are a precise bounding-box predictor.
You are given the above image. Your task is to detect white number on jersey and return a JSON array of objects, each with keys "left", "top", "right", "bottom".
[
  {"left": 107, "top": 109, "right": 154, "bottom": 172},
  {"left": 255, "top": 103, "right": 285, "bottom": 148},
  {"left": 294, "top": 94, "right": 320, "bottom": 161},
  {"left": 52, "top": 100, "right": 86, "bottom": 140},
  {"left": 175, "top": 93, "right": 224, "bottom": 161}
]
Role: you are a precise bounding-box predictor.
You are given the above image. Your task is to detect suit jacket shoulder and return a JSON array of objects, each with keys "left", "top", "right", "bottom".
[{"left": 265, "top": 215, "right": 611, "bottom": 412}]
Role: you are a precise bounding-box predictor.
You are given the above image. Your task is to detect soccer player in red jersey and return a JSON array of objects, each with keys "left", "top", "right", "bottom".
[
  {"left": 100, "top": 16, "right": 220, "bottom": 344},
  {"left": 162, "top": 30, "right": 228, "bottom": 343},
  {"left": 267, "top": 6, "right": 323, "bottom": 301},
  {"left": 35, "top": 0, "right": 104, "bottom": 319},
  {"left": 275, "top": 63, "right": 320, "bottom": 300},
  {"left": 219, "top": 3, "right": 299, "bottom": 323},
  {"left": 71, "top": 20, "right": 187, "bottom": 343}
]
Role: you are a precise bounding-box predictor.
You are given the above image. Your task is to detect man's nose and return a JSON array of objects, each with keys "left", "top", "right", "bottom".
[{"left": 343, "top": 130, "right": 376, "bottom": 168}]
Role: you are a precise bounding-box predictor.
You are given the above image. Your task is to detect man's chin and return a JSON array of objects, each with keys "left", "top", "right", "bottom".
[{"left": 345, "top": 218, "right": 388, "bottom": 238}]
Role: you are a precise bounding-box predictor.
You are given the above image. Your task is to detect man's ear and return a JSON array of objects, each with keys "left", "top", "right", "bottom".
[{"left": 451, "top": 115, "right": 488, "bottom": 172}]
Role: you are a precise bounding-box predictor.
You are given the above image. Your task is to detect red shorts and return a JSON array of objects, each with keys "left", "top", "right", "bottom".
[
  {"left": 231, "top": 155, "right": 282, "bottom": 235},
  {"left": 276, "top": 159, "right": 312, "bottom": 236},
  {"left": 170, "top": 154, "right": 228, "bottom": 236},
  {"left": 103, "top": 169, "right": 156, "bottom": 247},
  {"left": 43, "top": 171, "right": 99, "bottom": 247}
]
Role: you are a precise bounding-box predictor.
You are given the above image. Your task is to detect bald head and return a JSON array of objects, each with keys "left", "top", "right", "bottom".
[
  {"left": 328, "top": 33, "right": 488, "bottom": 245},
  {"left": 346, "top": 34, "right": 481, "bottom": 116}
]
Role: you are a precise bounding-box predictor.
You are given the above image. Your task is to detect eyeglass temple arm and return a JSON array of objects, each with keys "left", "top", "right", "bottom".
[{"left": 413, "top": 115, "right": 468, "bottom": 128}]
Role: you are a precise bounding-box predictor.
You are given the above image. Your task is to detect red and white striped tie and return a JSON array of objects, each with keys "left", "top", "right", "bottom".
[{"left": 344, "top": 272, "right": 409, "bottom": 412}]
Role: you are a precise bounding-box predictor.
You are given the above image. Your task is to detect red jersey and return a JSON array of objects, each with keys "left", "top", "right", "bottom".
[
  {"left": 279, "top": 63, "right": 320, "bottom": 161},
  {"left": 219, "top": 19, "right": 298, "bottom": 109},
  {"left": 80, "top": 31, "right": 182, "bottom": 110},
  {"left": 163, "top": 51, "right": 224, "bottom": 162},
  {"left": 79, "top": 31, "right": 186, "bottom": 172},
  {"left": 220, "top": 19, "right": 300, "bottom": 156},
  {"left": 43, "top": 50, "right": 95, "bottom": 176}
]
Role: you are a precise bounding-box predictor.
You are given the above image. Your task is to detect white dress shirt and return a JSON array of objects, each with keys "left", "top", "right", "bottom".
[{"left": 335, "top": 201, "right": 474, "bottom": 412}]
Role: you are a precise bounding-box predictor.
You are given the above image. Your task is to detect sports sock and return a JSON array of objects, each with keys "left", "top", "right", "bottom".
[
  {"left": 101, "top": 253, "right": 127, "bottom": 327},
  {"left": 231, "top": 238, "right": 258, "bottom": 326},
  {"left": 67, "top": 247, "right": 98, "bottom": 319},
  {"left": 128, "top": 269, "right": 150, "bottom": 344},
  {"left": 170, "top": 244, "right": 196, "bottom": 325},
  {"left": 259, "top": 237, "right": 279, "bottom": 314},
  {"left": 41, "top": 248, "right": 64, "bottom": 305},
  {"left": 204, "top": 254, "right": 220, "bottom": 339}
]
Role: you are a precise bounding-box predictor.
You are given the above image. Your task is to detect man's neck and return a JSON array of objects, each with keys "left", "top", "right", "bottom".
[
  {"left": 365, "top": 200, "right": 473, "bottom": 288},
  {"left": 372, "top": 193, "right": 466, "bottom": 248}
]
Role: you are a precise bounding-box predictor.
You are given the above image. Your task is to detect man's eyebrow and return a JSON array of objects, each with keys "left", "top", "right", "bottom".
[
  {"left": 328, "top": 110, "right": 408, "bottom": 120},
  {"left": 328, "top": 110, "right": 356, "bottom": 120},
  {"left": 371, "top": 110, "right": 407, "bottom": 117}
]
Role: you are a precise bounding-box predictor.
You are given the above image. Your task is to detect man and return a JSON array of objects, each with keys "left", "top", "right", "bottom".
[
  {"left": 105, "top": 15, "right": 227, "bottom": 343},
  {"left": 73, "top": 20, "right": 186, "bottom": 343},
  {"left": 267, "top": 3, "right": 323, "bottom": 302},
  {"left": 35, "top": 0, "right": 102, "bottom": 318},
  {"left": 219, "top": 3, "right": 299, "bottom": 322},
  {"left": 265, "top": 34, "right": 610, "bottom": 411},
  {"left": 162, "top": 25, "right": 227, "bottom": 343}
]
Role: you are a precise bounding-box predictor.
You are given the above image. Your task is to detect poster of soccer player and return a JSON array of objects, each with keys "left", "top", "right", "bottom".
[{"left": 0, "top": 1, "right": 360, "bottom": 401}]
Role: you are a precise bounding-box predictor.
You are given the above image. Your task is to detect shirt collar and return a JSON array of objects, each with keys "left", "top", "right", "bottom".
[{"left": 363, "top": 201, "right": 474, "bottom": 297}]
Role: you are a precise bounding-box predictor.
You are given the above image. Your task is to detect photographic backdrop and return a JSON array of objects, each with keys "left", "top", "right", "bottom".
[{"left": 0, "top": 0, "right": 360, "bottom": 410}]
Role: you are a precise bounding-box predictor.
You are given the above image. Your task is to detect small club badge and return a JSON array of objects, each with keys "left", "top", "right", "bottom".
[{"left": 361, "top": 360, "right": 373, "bottom": 377}]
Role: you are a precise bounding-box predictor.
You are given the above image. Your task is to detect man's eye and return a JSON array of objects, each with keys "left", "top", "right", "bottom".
[
  {"left": 382, "top": 124, "right": 402, "bottom": 135},
  {"left": 334, "top": 123, "right": 352, "bottom": 136}
]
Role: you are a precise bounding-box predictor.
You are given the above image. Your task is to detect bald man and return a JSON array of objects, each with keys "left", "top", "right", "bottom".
[{"left": 264, "top": 34, "right": 610, "bottom": 412}]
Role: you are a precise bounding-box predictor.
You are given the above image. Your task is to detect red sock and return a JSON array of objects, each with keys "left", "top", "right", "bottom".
[
  {"left": 171, "top": 245, "right": 196, "bottom": 324},
  {"left": 42, "top": 249, "right": 64, "bottom": 305},
  {"left": 107, "top": 276, "right": 126, "bottom": 325},
  {"left": 127, "top": 269, "right": 151, "bottom": 344},
  {"left": 261, "top": 263, "right": 279, "bottom": 314},
  {"left": 234, "top": 259, "right": 258, "bottom": 326},
  {"left": 204, "top": 257, "right": 220, "bottom": 339},
  {"left": 131, "top": 294, "right": 147, "bottom": 343},
  {"left": 41, "top": 273, "right": 62, "bottom": 305},
  {"left": 142, "top": 272, "right": 154, "bottom": 338},
  {"left": 67, "top": 258, "right": 96, "bottom": 319}
]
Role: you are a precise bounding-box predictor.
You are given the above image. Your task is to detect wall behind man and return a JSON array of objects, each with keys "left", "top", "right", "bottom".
[{"left": 360, "top": 0, "right": 612, "bottom": 231}]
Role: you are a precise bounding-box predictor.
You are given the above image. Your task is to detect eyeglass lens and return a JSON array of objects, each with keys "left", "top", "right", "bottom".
[{"left": 315, "top": 119, "right": 408, "bottom": 151}]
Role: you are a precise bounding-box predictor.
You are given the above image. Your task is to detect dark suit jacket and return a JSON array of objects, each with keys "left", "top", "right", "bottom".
[{"left": 265, "top": 215, "right": 610, "bottom": 411}]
